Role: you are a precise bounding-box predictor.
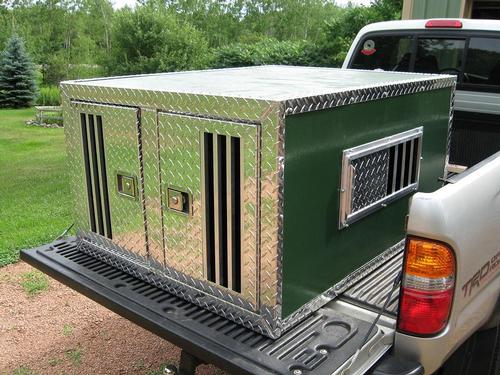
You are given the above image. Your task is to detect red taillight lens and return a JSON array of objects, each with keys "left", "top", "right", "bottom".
[
  {"left": 397, "top": 237, "right": 455, "bottom": 336},
  {"left": 425, "top": 19, "right": 463, "bottom": 28},
  {"left": 398, "top": 288, "right": 454, "bottom": 335}
]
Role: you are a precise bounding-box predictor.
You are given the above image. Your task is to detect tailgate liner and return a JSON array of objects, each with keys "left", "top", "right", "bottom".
[{"left": 21, "top": 238, "right": 378, "bottom": 375}]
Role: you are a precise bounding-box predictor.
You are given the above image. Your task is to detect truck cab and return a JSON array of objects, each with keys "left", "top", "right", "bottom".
[{"left": 343, "top": 18, "right": 500, "bottom": 169}]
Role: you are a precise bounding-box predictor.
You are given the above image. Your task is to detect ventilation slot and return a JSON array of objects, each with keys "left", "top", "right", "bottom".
[
  {"left": 387, "top": 137, "right": 420, "bottom": 195},
  {"left": 203, "top": 132, "right": 241, "bottom": 293},
  {"left": 340, "top": 127, "right": 423, "bottom": 229},
  {"left": 80, "top": 113, "right": 112, "bottom": 239}
]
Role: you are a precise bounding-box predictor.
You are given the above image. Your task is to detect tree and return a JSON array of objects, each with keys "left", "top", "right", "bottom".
[
  {"left": 0, "top": 34, "right": 37, "bottom": 108},
  {"left": 105, "top": 5, "right": 211, "bottom": 75}
]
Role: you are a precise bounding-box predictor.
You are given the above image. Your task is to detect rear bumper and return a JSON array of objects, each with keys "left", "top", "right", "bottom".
[
  {"left": 368, "top": 354, "right": 423, "bottom": 375},
  {"left": 21, "top": 238, "right": 390, "bottom": 375}
]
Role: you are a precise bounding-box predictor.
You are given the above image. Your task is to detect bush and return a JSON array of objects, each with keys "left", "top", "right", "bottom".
[
  {"left": 42, "top": 53, "right": 68, "bottom": 86},
  {"left": 36, "top": 86, "right": 61, "bottom": 106},
  {"left": 212, "top": 38, "right": 315, "bottom": 68},
  {"left": 67, "top": 64, "right": 105, "bottom": 80},
  {"left": 105, "top": 5, "right": 211, "bottom": 75}
]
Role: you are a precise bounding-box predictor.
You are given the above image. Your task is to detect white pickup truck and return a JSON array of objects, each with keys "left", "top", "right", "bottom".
[{"left": 342, "top": 18, "right": 500, "bottom": 375}]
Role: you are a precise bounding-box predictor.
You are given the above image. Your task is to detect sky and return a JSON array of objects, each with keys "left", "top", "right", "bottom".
[{"left": 112, "top": 0, "right": 373, "bottom": 10}]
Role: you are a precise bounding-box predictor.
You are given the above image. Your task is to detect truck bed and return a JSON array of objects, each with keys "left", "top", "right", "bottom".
[{"left": 20, "top": 238, "right": 403, "bottom": 375}]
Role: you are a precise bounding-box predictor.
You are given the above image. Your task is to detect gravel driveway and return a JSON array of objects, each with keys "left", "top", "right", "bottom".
[{"left": 0, "top": 262, "right": 225, "bottom": 375}]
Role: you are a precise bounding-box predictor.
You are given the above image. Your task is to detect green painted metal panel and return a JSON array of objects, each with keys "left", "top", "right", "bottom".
[
  {"left": 281, "top": 88, "right": 452, "bottom": 318},
  {"left": 412, "top": 0, "right": 462, "bottom": 19}
]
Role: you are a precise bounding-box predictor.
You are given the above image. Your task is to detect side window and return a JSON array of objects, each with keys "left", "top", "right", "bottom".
[
  {"left": 350, "top": 35, "right": 413, "bottom": 72},
  {"left": 463, "top": 37, "right": 500, "bottom": 90},
  {"left": 415, "top": 38, "right": 465, "bottom": 75}
]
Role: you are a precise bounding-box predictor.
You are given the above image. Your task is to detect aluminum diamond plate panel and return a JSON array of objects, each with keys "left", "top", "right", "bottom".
[
  {"left": 158, "top": 113, "right": 259, "bottom": 308},
  {"left": 69, "top": 101, "right": 147, "bottom": 257},
  {"left": 352, "top": 150, "right": 390, "bottom": 212}
]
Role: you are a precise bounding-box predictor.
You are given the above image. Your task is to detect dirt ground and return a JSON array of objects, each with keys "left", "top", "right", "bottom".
[{"left": 0, "top": 261, "right": 226, "bottom": 375}]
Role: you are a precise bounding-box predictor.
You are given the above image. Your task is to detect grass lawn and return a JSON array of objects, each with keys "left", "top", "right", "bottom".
[{"left": 0, "top": 108, "right": 72, "bottom": 266}]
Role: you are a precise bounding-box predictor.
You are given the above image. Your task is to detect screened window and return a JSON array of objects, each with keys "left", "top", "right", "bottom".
[
  {"left": 351, "top": 35, "right": 413, "bottom": 72},
  {"left": 463, "top": 37, "right": 500, "bottom": 89},
  {"left": 415, "top": 38, "right": 465, "bottom": 75}
]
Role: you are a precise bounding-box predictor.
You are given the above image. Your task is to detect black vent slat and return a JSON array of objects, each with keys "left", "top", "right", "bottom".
[
  {"left": 80, "top": 113, "right": 96, "bottom": 232},
  {"left": 204, "top": 133, "right": 215, "bottom": 282},
  {"left": 394, "top": 143, "right": 404, "bottom": 191},
  {"left": 87, "top": 114, "right": 104, "bottom": 235},
  {"left": 402, "top": 140, "right": 410, "bottom": 187},
  {"left": 96, "top": 116, "right": 112, "bottom": 239},
  {"left": 204, "top": 132, "right": 242, "bottom": 293},
  {"left": 411, "top": 138, "right": 419, "bottom": 183},
  {"left": 80, "top": 113, "right": 112, "bottom": 239},
  {"left": 230, "top": 137, "right": 241, "bottom": 292}
]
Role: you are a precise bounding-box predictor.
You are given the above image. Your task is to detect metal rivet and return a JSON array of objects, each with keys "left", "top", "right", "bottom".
[
  {"left": 293, "top": 370, "right": 302, "bottom": 375},
  {"left": 319, "top": 349, "right": 328, "bottom": 355},
  {"left": 171, "top": 196, "right": 179, "bottom": 205}
]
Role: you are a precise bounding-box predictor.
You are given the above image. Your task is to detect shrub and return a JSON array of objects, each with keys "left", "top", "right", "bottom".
[
  {"left": 36, "top": 86, "right": 61, "bottom": 106},
  {"left": 212, "top": 38, "right": 314, "bottom": 68},
  {"left": 42, "top": 52, "right": 68, "bottom": 86},
  {"left": 67, "top": 64, "right": 105, "bottom": 80},
  {"left": 105, "top": 5, "right": 211, "bottom": 75}
]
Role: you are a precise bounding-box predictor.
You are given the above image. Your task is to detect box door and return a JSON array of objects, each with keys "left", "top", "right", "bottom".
[
  {"left": 69, "top": 101, "right": 147, "bottom": 258},
  {"left": 158, "top": 112, "right": 259, "bottom": 309}
]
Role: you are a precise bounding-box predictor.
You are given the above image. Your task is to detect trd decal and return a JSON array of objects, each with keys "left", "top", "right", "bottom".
[{"left": 462, "top": 251, "right": 500, "bottom": 298}]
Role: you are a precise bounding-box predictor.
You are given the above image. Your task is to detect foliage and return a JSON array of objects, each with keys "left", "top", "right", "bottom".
[
  {"left": 105, "top": 5, "right": 211, "bottom": 75},
  {"left": 0, "top": 35, "right": 37, "bottom": 108},
  {"left": 20, "top": 270, "right": 49, "bottom": 296},
  {"left": 36, "top": 86, "right": 61, "bottom": 106},
  {"left": 0, "top": 0, "right": 403, "bottom": 83},
  {"left": 213, "top": 38, "right": 314, "bottom": 68},
  {"left": 65, "top": 348, "right": 83, "bottom": 365},
  {"left": 0, "top": 108, "right": 72, "bottom": 267},
  {"left": 11, "top": 366, "right": 38, "bottom": 375},
  {"left": 62, "top": 323, "right": 74, "bottom": 336},
  {"left": 314, "top": 0, "right": 403, "bottom": 67}
]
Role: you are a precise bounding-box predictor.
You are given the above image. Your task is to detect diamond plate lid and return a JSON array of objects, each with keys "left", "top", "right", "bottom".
[{"left": 62, "top": 65, "right": 453, "bottom": 101}]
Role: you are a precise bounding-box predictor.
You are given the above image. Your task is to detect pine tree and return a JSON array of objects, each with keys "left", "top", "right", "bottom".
[{"left": 0, "top": 35, "right": 37, "bottom": 108}]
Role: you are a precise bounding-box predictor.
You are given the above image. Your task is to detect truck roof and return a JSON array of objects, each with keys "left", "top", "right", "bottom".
[
  {"left": 342, "top": 18, "right": 500, "bottom": 69},
  {"left": 358, "top": 18, "right": 500, "bottom": 34}
]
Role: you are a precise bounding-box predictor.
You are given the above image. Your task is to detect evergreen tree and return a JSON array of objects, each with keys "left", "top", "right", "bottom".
[{"left": 0, "top": 35, "right": 37, "bottom": 108}]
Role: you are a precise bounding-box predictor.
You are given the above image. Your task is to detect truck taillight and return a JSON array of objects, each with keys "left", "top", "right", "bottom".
[
  {"left": 397, "top": 237, "right": 455, "bottom": 336},
  {"left": 425, "top": 19, "right": 463, "bottom": 28}
]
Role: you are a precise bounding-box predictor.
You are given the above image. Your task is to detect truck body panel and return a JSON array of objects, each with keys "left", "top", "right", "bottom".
[{"left": 395, "top": 152, "right": 500, "bottom": 374}]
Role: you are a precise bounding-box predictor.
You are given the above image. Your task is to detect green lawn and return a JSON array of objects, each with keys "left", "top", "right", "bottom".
[{"left": 0, "top": 108, "right": 72, "bottom": 266}]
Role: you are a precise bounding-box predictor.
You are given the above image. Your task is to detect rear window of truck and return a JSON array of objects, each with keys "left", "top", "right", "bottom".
[{"left": 349, "top": 33, "right": 500, "bottom": 93}]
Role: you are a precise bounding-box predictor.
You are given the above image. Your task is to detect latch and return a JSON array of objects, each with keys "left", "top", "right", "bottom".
[
  {"left": 167, "top": 188, "right": 191, "bottom": 215},
  {"left": 116, "top": 172, "right": 138, "bottom": 199}
]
